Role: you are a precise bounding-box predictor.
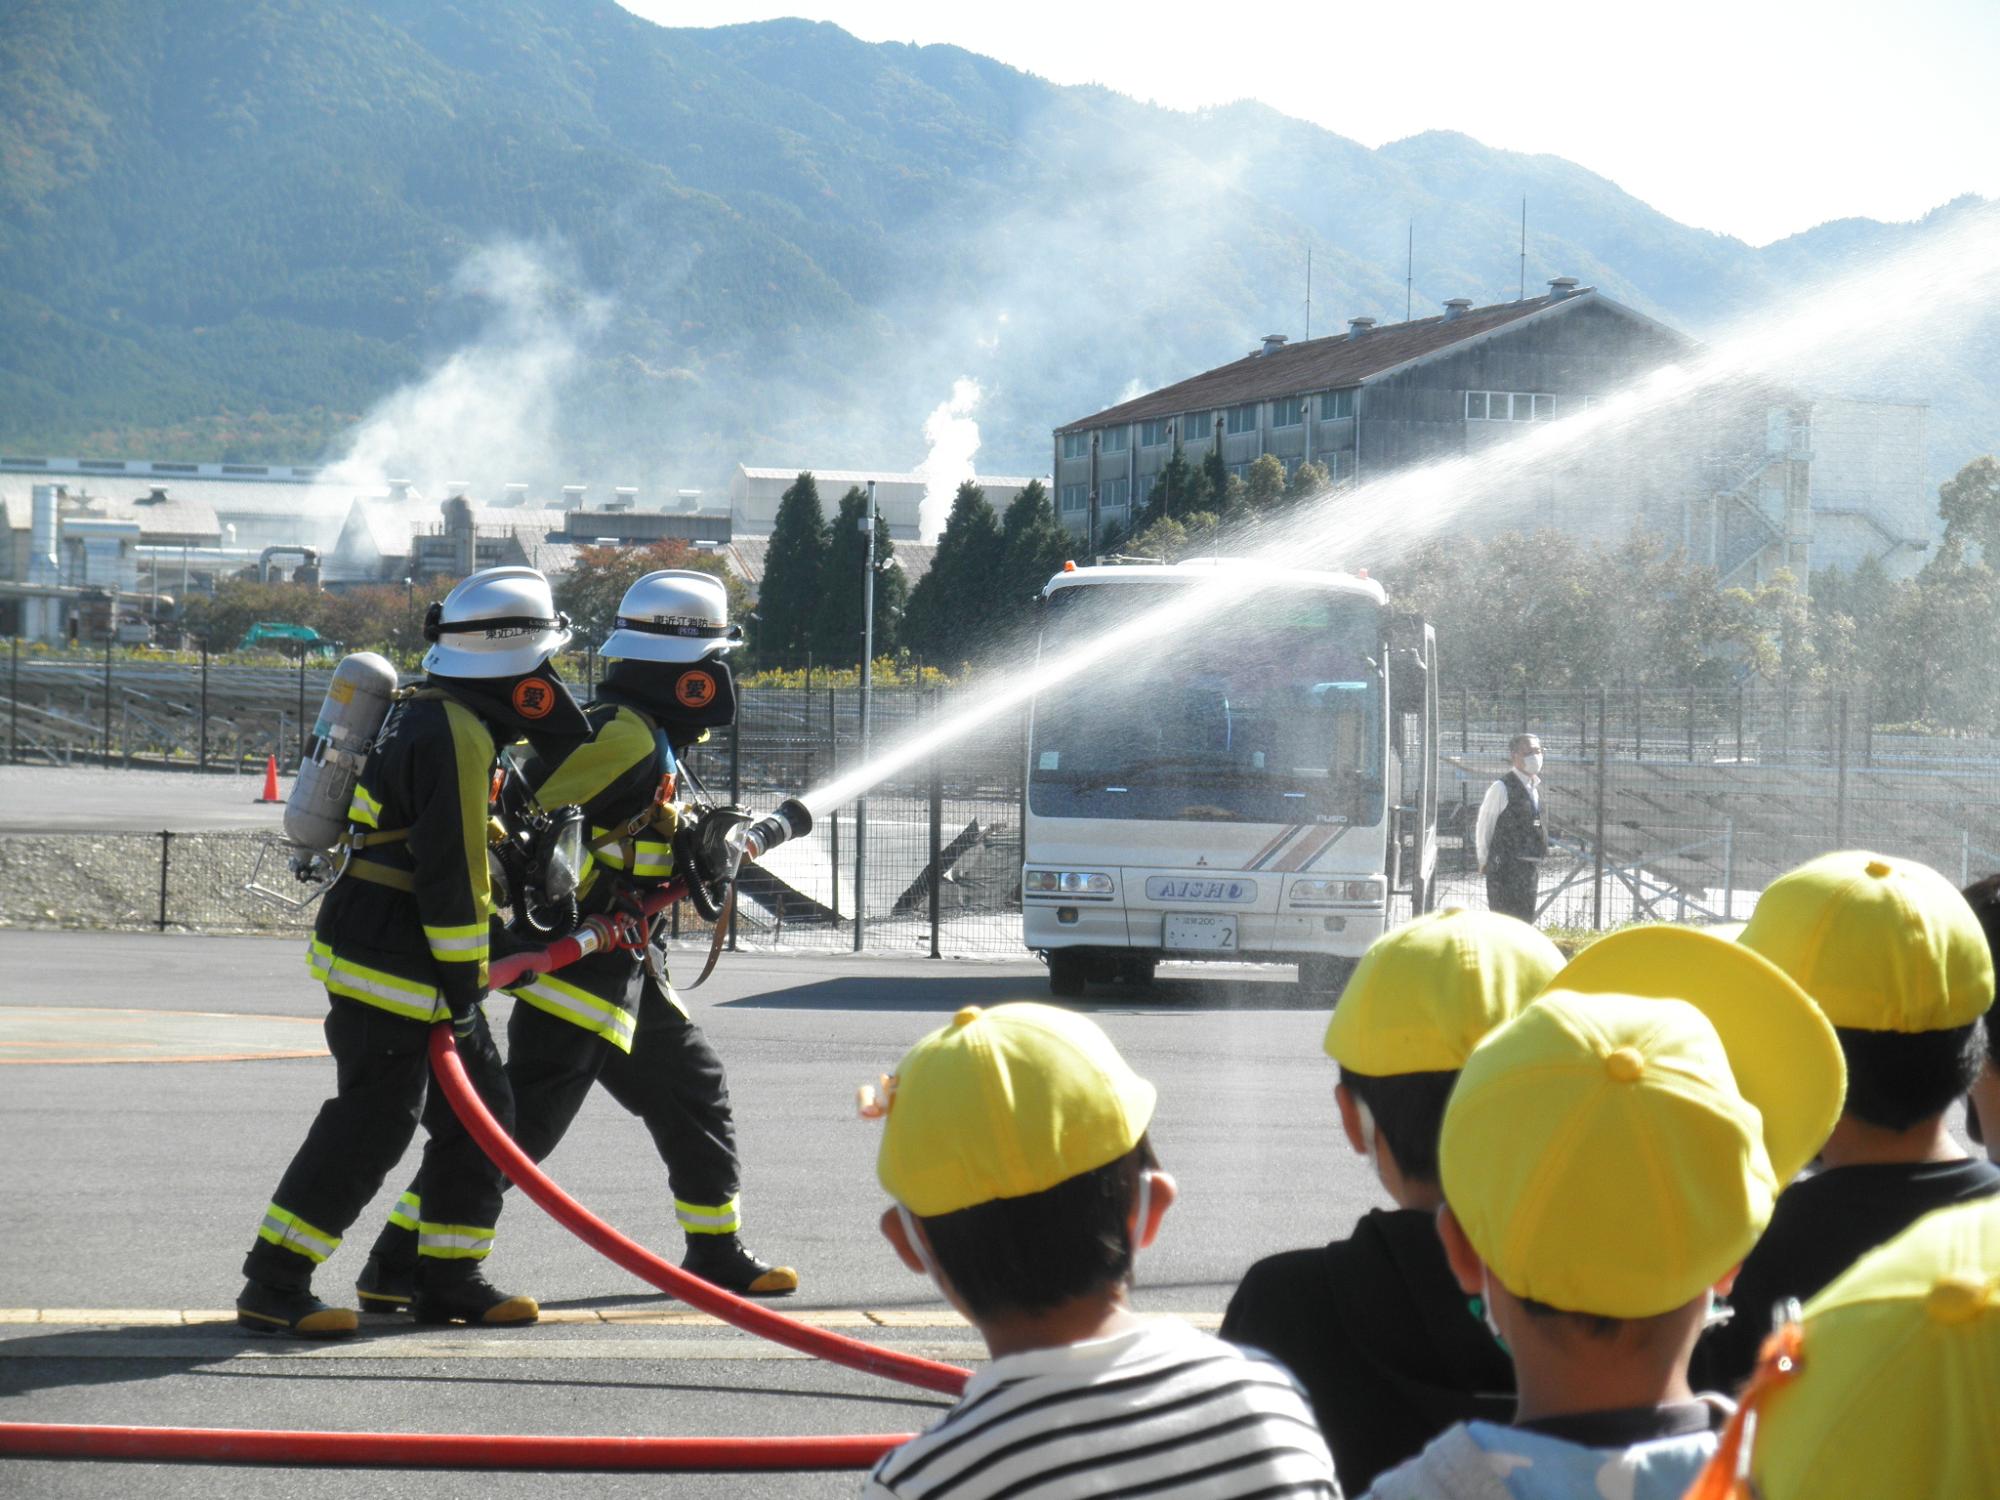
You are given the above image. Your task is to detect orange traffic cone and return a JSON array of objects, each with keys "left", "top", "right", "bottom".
[{"left": 257, "top": 754, "right": 284, "bottom": 804}]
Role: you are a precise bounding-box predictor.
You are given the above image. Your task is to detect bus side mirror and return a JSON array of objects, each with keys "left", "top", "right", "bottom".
[{"left": 1389, "top": 646, "right": 1427, "bottom": 706}]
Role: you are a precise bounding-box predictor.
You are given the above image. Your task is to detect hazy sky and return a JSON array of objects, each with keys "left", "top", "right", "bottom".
[{"left": 623, "top": 1, "right": 1998, "bottom": 247}]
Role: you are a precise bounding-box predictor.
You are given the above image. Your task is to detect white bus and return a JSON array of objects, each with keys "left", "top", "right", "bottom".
[{"left": 1022, "top": 560, "right": 1439, "bottom": 996}]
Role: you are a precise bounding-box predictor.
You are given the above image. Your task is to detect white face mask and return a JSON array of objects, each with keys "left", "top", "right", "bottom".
[
  {"left": 896, "top": 1204, "right": 937, "bottom": 1281},
  {"left": 1521, "top": 752, "right": 1544, "bottom": 775},
  {"left": 1354, "top": 1097, "right": 1382, "bottom": 1176},
  {"left": 1479, "top": 1268, "right": 1511, "bottom": 1353}
]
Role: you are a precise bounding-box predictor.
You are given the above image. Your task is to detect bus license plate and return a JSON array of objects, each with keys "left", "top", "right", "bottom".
[{"left": 1164, "top": 914, "right": 1237, "bottom": 951}]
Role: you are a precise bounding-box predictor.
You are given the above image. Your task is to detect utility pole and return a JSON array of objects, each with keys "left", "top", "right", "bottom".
[
  {"left": 1519, "top": 197, "right": 1527, "bottom": 302},
  {"left": 854, "top": 482, "right": 875, "bottom": 954},
  {"left": 1405, "top": 219, "right": 1413, "bottom": 322},
  {"left": 1304, "top": 245, "right": 1312, "bottom": 340}
]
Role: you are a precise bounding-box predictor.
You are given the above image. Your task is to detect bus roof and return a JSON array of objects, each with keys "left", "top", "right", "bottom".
[{"left": 1040, "top": 557, "right": 1388, "bottom": 605}]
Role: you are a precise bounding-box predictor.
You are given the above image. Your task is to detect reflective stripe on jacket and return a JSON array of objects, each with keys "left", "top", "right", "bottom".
[{"left": 311, "top": 694, "right": 496, "bottom": 1019}]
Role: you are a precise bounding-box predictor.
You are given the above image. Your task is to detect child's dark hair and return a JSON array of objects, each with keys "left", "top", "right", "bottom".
[
  {"left": 917, "top": 1137, "right": 1158, "bottom": 1319},
  {"left": 1962, "top": 873, "right": 2000, "bottom": 1070},
  {"left": 1836, "top": 1024, "right": 1984, "bottom": 1132},
  {"left": 1338, "top": 1067, "right": 1459, "bottom": 1186}
]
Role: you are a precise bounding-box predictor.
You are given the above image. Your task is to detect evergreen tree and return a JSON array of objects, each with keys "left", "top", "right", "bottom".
[
  {"left": 757, "top": 472, "right": 829, "bottom": 667},
  {"left": 1153, "top": 441, "right": 1199, "bottom": 524},
  {"left": 1001, "top": 480, "right": 1072, "bottom": 602},
  {"left": 1285, "top": 458, "right": 1331, "bottom": 506},
  {"left": 1247, "top": 453, "right": 1286, "bottom": 510},
  {"left": 1202, "top": 444, "right": 1232, "bottom": 518},
  {"left": 810, "top": 487, "right": 905, "bottom": 667},
  {"left": 904, "top": 480, "right": 1005, "bottom": 670}
]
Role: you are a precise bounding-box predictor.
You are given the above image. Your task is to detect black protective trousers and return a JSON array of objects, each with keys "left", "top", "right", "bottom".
[
  {"left": 1485, "top": 859, "right": 1541, "bottom": 924},
  {"left": 243, "top": 996, "right": 515, "bottom": 1291},
  {"left": 368, "top": 956, "right": 740, "bottom": 1267}
]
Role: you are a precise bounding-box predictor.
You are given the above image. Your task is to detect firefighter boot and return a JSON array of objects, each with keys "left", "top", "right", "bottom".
[
  {"left": 236, "top": 1278, "right": 358, "bottom": 1338},
  {"left": 355, "top": 1251, "right": 416, "bottom": 1315},
  {"left": 411, "top": 1262, "right": 540, "bottom": 1327},
  {"left": 682, "top": 1233, "right": 799, "bottom": 1296}
]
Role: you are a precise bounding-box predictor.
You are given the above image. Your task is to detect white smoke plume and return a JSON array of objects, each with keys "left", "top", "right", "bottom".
[
  {"left": 321, "top": 242, "right": 609, "bottom": 503},
  {"left": 915, "top": 377, "right": 983, "bottom": 541}
]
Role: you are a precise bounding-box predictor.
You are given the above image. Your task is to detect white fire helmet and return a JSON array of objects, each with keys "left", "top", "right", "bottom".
[
  {"left": 600, "top": 570, "right": 743, "bottom": 664},
  {"left": 421, "top": 566, "right": 572, "bottom": 679}
]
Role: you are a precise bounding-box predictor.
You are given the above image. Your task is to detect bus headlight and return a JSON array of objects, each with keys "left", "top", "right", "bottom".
[
  {"left": 1025, "top": 869, "right": 1114, "bottom": 897},
  {"left": 1290, "top": 876, "right": 1385, "bottom": 906}
]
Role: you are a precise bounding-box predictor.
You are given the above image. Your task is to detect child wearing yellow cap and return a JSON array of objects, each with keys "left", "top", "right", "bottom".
[
  {"left": 1962, "top": 873, "right": 2000, "bottom": 1160},
  {"left": 1685, "top": 1194, "right": 2000, "bottom": 1500},
  {"left": 1364, "top": 926, "right": 1845, "bottom": 1500},
  {"left": 862, "top": 1003, "right": 1339, "bottom": 1499},
  {"left": 1705, "top": 851, "right": 2000, "bottom": 1388},
  {"left": 1223, "top": 908, "right": 1561, "bottom": 1493}
]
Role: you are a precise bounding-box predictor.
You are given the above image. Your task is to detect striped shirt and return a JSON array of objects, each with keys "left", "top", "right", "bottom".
[{"left": 864, "top": 1318, "right": 1340, "bottom": 1499}]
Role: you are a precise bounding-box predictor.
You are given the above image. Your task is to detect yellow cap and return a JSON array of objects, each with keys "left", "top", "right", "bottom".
[
  {"left": 1556, "top": 925, "right": 1845, "bottom": 1183},
  {"left": 876, "top": 1003, "right": 1157, "bottom": 1218},
  {"left": 1739, "top": 851, "right": 1996, "bottom": 1032},
  {"left": 1323, "top": 907, "right": 1564, "bottom": 1075},
  {"left": 1749, "top": 1196, "right": 2000, "bottom": 1498},
  {"left": 1440, "top": 990, "right": 1779, "bottom": 1318}
]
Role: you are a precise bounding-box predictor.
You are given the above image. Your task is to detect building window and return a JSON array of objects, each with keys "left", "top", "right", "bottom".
[
  {"left": 1135, "top": 473, "right": 1156, "bottom": 506},
  {"left": 1319, "top": 388, "right": 1356, "bottom": 420},
  {"left": 1102, "top": 477, "right": 1129, "bottom": 510},
  {"left": 1183, "top": 411, "right": 1214, "bottom": 442},
  {"left": 1140, "top": 419, "right": 1170, "bottom": 447},
  {"left": 1225, "top": 404, "right": 1258, "bottom": 435},
  {"left": 1226, "top": 461, "right": 1250, "bottom": 480},
  {"left": 1100, "top": 426, "right": 1128, "bottom": 453},
  {"left": 1466, "top": 391, "right": 1554, "bottom": 421},
  {"left": 1271, "top": 397, "right": 1305, "bottom": 429},
  {"left": 1059, "top": 483, "right": 1088, "bottom": 513},
  {"left": 1061, "top": 431, "right": 1088, "bottom": 459}
]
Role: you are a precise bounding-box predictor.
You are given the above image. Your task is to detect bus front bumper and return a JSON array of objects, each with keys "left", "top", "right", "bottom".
[{"left": 1025, "top": 903, "right": 1388, "bottom": 958}]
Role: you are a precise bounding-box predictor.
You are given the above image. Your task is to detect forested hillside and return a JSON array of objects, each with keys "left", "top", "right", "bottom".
[{"left": 1, "top": 0, "right": 1990, "bottom": 489}]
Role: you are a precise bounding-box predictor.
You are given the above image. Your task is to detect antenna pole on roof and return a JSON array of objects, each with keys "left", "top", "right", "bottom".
[
  {"left": 1519, "top": 197, "right": 1527, "bottom": 302},
  {"left": 1406, "top": 219, "right": 1414, "bottom": 322},
  {"left": 1305, "top": 244, "right": 1312, "bottom": 341}
]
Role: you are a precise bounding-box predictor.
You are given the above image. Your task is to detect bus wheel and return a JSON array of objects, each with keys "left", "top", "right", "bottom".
[
  {"left": 1296, "top": 955, "right": 1352, "bottom": 999},
  {"left": 1049, "top": 950, "right": 1090, "bottom": 998}
]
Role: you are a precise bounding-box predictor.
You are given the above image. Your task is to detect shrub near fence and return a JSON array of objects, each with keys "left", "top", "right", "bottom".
[{"left": 5, "top": 655, "right": 2000, "bottom": 951}]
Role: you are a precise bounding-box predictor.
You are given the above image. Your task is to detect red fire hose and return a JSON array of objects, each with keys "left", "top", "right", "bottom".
[
  {"left": 427, "top": 1024, "right": 971, "bottom": 1396},
  {"left": 0, "top": 1422, "right": 906, "bottom": 1470}
]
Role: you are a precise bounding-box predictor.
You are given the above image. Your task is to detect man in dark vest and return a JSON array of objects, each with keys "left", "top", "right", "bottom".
[{"left": 1475, "top": 733, "right": 1547, "bottom": 923}]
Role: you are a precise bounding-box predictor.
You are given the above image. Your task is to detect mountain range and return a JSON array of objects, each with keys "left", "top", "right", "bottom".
[{"left": 2, "top": 0, "right": 1992, "bottom": 497}]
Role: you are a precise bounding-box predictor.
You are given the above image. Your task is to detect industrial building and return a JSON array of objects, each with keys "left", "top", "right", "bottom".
[
  {"left": 729, "top": 466, "right": 1043, "bottom": 541},
  {"left": 1053, "top": 280, "right": 1933, "bottom": 585}
]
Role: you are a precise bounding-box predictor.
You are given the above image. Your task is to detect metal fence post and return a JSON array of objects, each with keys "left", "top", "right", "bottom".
[
  {"left": 103, "top": 633, "right": 114, "bottom": 766},
  {"left": 8, "top": 636, "right": 18, "bottom": 763},
  {"left": 1578, "top": 689, "right": 1587, "bottom": 756},
  {"left": 1633, "top": 684, "right": 1642, "bottom": 761},
  {"left": 852, "top": 685, "right": 867, "bottom": 954},
  {"left": 157, "top": 831, "right": 173, "bottom": 931},
  {"left": 1722, "top": 819, "right": 1735, "bottom": 921},
  {"left": 1460, "top": 686, "right": 1470, "bottom": 754},
  {"left": 828, "top": 689, "right": 840, "bottom": 924},
  {"left": 199, "top": 638, "right": 210, "bottom": 771},
  {"left": 1835, "top": 690, "right": 1849, "bottom": 848},
  {"left": 727, "top": 712, "right": 742, "bottom": 953},
  {"left": 1594, "top": 689, "right": 1608, "bottom": 931},
  {"left": 928, "top": 690, "right": 943, "bottom": 960},
  {"left": 1734, "top": 685, "right": 1744, "bottom": 765},
  {"left": 1521, "top": 684, "right": 1530, "bottom": 735},
  {"left": 1685, "top": 685, "right": 1696, "bottom": 763},
  {"left": 1863, "top": 690, "right": 1874, "bottom": 768}
]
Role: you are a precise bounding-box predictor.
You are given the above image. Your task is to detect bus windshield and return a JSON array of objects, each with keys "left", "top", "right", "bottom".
[{"left": 1028, "top": 581, "right": 1386, "bottom": 825}]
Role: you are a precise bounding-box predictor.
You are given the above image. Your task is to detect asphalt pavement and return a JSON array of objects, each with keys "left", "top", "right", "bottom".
[
  {"left": 0, "top": 765, "right": 291, "bottom": 833},
  {"left": 0, "top": 932, "right": 1375, "bottom": 1497}
]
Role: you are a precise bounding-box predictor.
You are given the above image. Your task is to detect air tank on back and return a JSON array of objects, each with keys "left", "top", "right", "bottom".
[{"left": 285, "top": 652, "right": 399, "bottom": 851}]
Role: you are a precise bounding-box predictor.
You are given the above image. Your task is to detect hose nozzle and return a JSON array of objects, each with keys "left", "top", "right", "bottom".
[{"left": 741, "top": 797, "right": 814, "bottom": 861}]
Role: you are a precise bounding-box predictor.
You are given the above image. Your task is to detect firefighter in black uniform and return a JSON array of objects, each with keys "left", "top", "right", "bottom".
[
  {"left": 1475, "top": 732, "right": 1548, "bottom": 924},
  {"left": 356, "top": 569, "right": 797, "bottom": 1307},
  {"left": 236, "top": 567, "right": 589, "bottom": 1336}
]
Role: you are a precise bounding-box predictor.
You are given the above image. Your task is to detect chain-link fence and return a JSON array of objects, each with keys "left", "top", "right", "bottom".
[
  {"left": 6, "top": 650, "right": 2000, "bottom": 950},
  {"left": 1441, "top": 686, "right": 2000, "bottom": 931}
]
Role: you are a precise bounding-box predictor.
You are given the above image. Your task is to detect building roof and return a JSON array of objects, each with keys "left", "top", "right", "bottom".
[
  {"left": 735, "top": 466, "right": 1041, "bottom": 489},
  {"left": 1058, "top": 287, "right": 1679, "bottom": 432}
]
